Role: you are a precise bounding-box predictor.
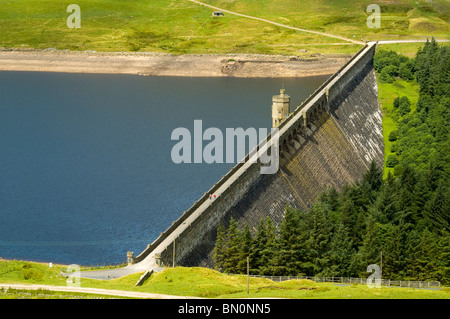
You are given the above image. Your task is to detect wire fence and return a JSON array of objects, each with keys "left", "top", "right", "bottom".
[{"left": 240, "top": 274, "right": 441, "bottom": 289}]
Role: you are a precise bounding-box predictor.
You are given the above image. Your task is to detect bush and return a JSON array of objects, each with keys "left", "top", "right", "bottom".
[
  {"left": 399, "top": 96, "right": 411, "bottom": 116},
  {"left": 380, "top": 68, "right": 394, "bottom": 83},
  {"left": 390, "top": 143, "right": 398, "bottom": 153},
  {"left": 399, "top": 62, "right": 414, "bottom": 81},
  {"left": 386, "top": 154, "right": 399, "bottom": 168},
  {"left": 373, "top": 50, "right": 406, "bottom": 73},
  {"left": 393, "top": 96, "right": 400, "bottom": 108},
  {"left": 388, "top": 130, "right": 398, "bottom": 141},
  {"left": 374, "top": 56, "right": 394, "bottom": 73},
  {"left": 416, "top": 94, "right": 434, "bottom": 113},
  {"left": 384, "top": 65, "right": 399, "bottom": 77},
  {"left": 23, "top": 269, "right": 43, "bottom": 281}
]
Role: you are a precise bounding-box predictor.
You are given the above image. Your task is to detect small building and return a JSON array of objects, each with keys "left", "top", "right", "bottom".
[{"left": 212, "top": 11, "right": 224, "bottom": 17}]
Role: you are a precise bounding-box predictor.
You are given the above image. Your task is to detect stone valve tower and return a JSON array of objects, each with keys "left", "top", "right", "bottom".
[{"left": 272, "top": 88, "right": 290, "bottom": 128}]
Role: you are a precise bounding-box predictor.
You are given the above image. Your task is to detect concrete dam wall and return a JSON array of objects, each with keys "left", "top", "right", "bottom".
[{"left": 132, "top": 42, "right": 384, "bottom": 269}]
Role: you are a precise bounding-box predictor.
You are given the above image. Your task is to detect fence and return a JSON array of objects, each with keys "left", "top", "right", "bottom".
[{"left": 238, "top": 274, "right": 441, "bottom": 289}]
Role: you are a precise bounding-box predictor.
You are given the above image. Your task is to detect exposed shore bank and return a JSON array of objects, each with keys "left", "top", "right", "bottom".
[{"left": 0, "top": 49, "right": 351, "bottom": 78}]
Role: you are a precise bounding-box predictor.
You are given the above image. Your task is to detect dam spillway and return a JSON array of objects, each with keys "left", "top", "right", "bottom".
[{"left": 131, "top": 42, "right": 384, "bottom": 270}]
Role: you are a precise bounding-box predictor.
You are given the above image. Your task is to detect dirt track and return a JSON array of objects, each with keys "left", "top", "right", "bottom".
[{"left": 0, "top": 283, "right": 200, "bottom": 299}]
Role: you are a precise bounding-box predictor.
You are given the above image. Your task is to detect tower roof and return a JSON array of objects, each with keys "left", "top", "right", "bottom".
[{"left": 273, "top": 88, "right": 290, "bottom": 101}]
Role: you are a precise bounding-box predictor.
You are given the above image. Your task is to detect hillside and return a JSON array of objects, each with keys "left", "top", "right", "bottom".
[{"left": 0, "top": 0, "right": 448, "bottom": 55}]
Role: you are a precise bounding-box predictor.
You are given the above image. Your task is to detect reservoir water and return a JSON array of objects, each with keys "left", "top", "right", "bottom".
[{"left": 0, "top": 71, "right": 328, "bottom": 266}]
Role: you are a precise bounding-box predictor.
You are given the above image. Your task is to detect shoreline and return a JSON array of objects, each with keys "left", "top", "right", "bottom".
[
  {"left": 0, "top": 49, "right": 351, "bottom": 78},
  {"left": 0, "top": 257, "right": 70, "bottom": 267},
  {"left": 0, "top": 256, "right": 124, "bottom": 268}
]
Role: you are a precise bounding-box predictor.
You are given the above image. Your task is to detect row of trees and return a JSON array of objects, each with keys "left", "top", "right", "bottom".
[
  {"left": 214, "top": 162, "right": 449, "bottom": 283},
  {"left": 386, "top": 39, "right": 449, "bottom": 179},
  {"left": 213, "top": 39, "right": 449, "bottom": 284}
]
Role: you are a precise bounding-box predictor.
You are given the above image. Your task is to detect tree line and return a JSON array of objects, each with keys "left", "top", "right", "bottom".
[{"left": 213, "top": 39, "right": 449, "bottom": 284}]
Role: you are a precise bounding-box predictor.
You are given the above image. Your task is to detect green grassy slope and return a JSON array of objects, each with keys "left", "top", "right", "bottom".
[
  {"left": 0, "top": 0, "right": 448, "bottom": 55},
  {"left": 377, "top": 78, "right": 420, "bottom": 177},
  {"left": 0, "top": 0, "right": 356, "bottom": 55}
]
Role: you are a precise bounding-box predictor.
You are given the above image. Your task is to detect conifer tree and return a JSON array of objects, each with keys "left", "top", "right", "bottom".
[
  {"left": 236, "top": 224, "right": 253, "bottom": 274},
  {"left": 339, "top": 196, "right": 360, "bottom": 249},
  {"left": 424, "top": 186, "right": 450, "bottom": 233},
  {"left": 414, "top": 229, "right": 439, "bottom": 281},
  {"left": 353, "top": 212, "right": 381, "bottom": 277},
  {"left": 213, "top": 223, "right": 226, "bottom": 272},
  {"left": 259, "top": 217, "right": 277, "bottom": 275},
  {"left": 269, "top": 206, "right": 305, "bottom": 275},
  {"left": 323, "top": 222, "right": 354, "bottom": 277},
  {"left": 223, "top": 217, "right": 240, "bottom": 273},
  {"left": 382, "top": 222, "right": 407, "bottom": 280},
  {"left": 251, "top": 218, "right": 267, "bottom": 273},
  {"left": 436, "top": 232, "right": 450, "bottom": 285},
  {"left": 305, "top": 203, "right": 333, "bottom": 274}
]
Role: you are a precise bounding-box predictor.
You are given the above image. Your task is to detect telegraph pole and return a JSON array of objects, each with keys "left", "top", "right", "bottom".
[
  {"left": 247, "top": 256, "right": 250, "bottom": 294},
  {"left": 380, "top": 251, "right": 383, "bottom": 280},
  {"left": 173, "top": 238, "right": 176, "bottom": 268}
]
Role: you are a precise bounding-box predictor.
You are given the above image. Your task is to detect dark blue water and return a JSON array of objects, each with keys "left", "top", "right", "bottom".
[{"left": 0, "top": 71, "right": 327, "bottom": 266}]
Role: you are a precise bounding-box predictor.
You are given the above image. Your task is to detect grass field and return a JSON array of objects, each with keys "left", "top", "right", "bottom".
[
  {"left": 0, "top": 0, "right": 448, "bottom": 55},
  {"left": 1, "top": 260, "right": 449, "bottom": 299}
]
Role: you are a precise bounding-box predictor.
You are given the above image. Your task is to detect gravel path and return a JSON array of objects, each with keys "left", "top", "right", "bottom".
[{"left": 0, "top": 283, "right": 199, "bottom": 299}]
